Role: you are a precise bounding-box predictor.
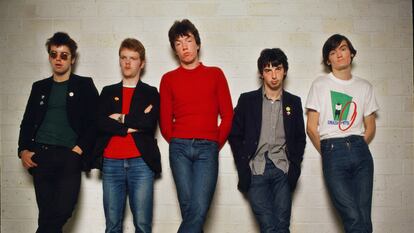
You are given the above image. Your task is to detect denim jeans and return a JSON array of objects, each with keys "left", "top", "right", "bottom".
[
  {"left": 169, "top": 138, "right": 219, "bottom": 233},
  {"left": 321, "top": 135, "right": 374, "bottom": 233},
  {"left": 30, "top": 145, "right": 82, "bottom": 233},
  {"left": 102, "top": 157, "right": 154, "bottom": 233},
  {"left": 247, "top": 156, "right": 292, "bottom": 233}
]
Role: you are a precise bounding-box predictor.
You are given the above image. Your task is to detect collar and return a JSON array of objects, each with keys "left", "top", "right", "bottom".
[{"left": 262, "top": 86, "right": 282, "bottom": 102}]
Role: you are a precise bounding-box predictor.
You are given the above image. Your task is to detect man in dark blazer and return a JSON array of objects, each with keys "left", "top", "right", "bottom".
[
  {"left": 18, "top": 32, "right": 99, "bottom": 232},
  {"left": 228, "top": 48, "right": 306, "bottom": 233},
  {"left": 93, "top": 38, "right": 161, "bottom": 233}
]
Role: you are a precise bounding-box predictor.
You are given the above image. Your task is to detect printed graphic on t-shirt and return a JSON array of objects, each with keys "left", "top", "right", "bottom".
[{"left": 328, "top": 91, "right": 357, "bottom": 131}]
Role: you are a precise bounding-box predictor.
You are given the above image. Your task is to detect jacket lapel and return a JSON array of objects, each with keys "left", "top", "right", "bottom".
[
  {"left": 37, "top": 77, "right": 54, "bottom": 120},
  {"left": 112, "top": 82, "right": 123, "bottom": 113},
  {"left": 253, "top": 87, "right": 263, "bottom": 137},
  {"left": 282, "top": 90, "right": 292, "bottom": 138},
  {"left": 40, "top": 77, "right": 53, "bottom": 106},
  {"left": 129, "top": 80, "right": 143, "bottom": 113},
  {"left": 66, "top": 74, "right": 77, "bottom": 114}
]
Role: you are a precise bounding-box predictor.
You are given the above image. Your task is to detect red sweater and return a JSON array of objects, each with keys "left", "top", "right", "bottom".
[
  {"left": 160, "top": 63, "right": 233, "bottom": 148},
  {"left": 104, "top": 87, "right": 141, "bottom": 159}
]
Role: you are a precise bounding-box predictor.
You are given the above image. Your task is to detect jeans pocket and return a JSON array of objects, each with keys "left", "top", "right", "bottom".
[
  {"left": 31, "top": 153, "right": 38, "bottom": 162},
  {"left": 28, "top": 153, "right": 38, "bottom": 175},
  {"left": 321, "top": 142, "right": 335, "bottom": 157},
  {"left": 31, "top": 150, "right": 44, "bottom": 164},
  {"left": 199, "top": 139, "right": 219, "bottom": 151}
]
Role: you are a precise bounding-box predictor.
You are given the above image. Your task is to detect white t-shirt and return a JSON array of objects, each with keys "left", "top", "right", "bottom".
[{"left": 305, "top": 73, "right": 379, "bottom": 140}]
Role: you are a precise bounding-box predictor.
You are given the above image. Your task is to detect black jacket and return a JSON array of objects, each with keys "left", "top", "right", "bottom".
[
  {"left": 18, "top": 74, "right": 99, "bottom": 170},
  {"left": 228, "top": 88, "right": 306, "bottom": 193},
  {"left": 93, "top": 80, "right": 161, "bottom": 175}
]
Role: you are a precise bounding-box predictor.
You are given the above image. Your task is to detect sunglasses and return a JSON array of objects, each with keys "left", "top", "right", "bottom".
[{"left": 49, "top": 51, "right": 71, "bottom": 61}]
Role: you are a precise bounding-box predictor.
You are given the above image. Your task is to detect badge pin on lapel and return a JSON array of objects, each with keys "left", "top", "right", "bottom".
[
  {"left": 69, "top": 92, "right": 74, "bottom": 97},
  {"left": 114, "top": 97, "right": 119, "bottom": 101},
  {"left": 286, "top": 106, "right": 291, "bottom": 116}
]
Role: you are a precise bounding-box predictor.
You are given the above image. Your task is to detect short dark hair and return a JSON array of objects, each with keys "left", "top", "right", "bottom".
[
  {"left": 45, "top": 32, "right": 77, "bottom": 58},
  {"left": 322, "top": 34, "right": 357, "bottom": 70},
  {"left": 168, "top": 19, "right": 201, "bottom": 51},
  {"left": 119, "top": 38, "right": 146, "bottom": 61},
  {"left": 257, "top": 48, "right": 289, "bottom": 77}
]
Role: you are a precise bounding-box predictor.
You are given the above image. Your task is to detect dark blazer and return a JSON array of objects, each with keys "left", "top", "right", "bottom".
[
  {"left": 228, "top": 88, "right": 306, "bottom": 193},
  {"left": 93, "top": 80, "right": 161, "bottom": 175},
  {"left": 18, "top": 74, "right": 99, "bottom": 170}
]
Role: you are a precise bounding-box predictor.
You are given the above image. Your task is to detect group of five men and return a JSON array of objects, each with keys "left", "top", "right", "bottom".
[{"left": 18, "top": 19, "right": 378, "bottom": 233}]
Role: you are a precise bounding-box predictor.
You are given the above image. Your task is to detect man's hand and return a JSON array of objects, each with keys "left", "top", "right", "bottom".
[
  {"left": 127, "top": 128, "right": 138, "bottom": 133},
  {"left": 306, "top": 109, "right": 321, "bottom": 155},
  {"left": 20, "top": 150, "right": 37, "bottom": 169},
  {"left": 72, "top": 145, "right": 83, "bottom": 155},
  {"left": 144, "top": 104, "right": 153, "bottom": 114},
  {"left": 109, "top": 113, "right": 123, "bottom": 123}
]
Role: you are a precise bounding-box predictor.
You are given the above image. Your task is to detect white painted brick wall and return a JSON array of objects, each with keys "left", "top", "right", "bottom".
[{"left": 1, "top": 0, "right": 413, "bottom": 232}]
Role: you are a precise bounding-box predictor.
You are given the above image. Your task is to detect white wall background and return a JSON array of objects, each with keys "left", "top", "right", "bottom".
[{"left": 1, "top": 0, "right": 413, "bottom": 232}]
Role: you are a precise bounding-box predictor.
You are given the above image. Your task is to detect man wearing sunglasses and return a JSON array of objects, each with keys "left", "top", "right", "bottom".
[{"left": 18, "top": 32, "right": 99, "bottom": 232}]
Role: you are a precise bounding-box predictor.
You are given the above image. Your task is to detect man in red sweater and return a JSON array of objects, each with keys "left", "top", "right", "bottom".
[
  {"left": 160, "top": 19, "right": 233, "bottom": 233},
  {"left": 95, "top": 38, "right": 161, "bottom": 233}
]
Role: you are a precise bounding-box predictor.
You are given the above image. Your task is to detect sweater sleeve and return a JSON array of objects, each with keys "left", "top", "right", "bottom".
[
  {"left": 216, "top": 70, "right": 234, "bottom": 148},
  {"left": 159, "top": 75, "right": 173, "bottom": 143}
]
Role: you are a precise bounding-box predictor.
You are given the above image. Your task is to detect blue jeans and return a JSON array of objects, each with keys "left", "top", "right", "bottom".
[
  {"left": 169, "top": 138, "right": 219, "bottom": 233},
  {"left": 247, "top": 157, "right": 292, "bottom": 233},
  {"left": 102, "top": 157, "right": 154, "bottom": 233},
  {"left": 321, "top": 135, "right": 374, "bottom": 233}
]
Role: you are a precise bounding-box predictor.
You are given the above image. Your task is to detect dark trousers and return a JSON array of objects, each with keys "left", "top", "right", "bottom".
[{"left": 30, "top": 145, "right": 82, "bottom": 233}]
